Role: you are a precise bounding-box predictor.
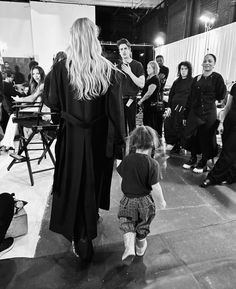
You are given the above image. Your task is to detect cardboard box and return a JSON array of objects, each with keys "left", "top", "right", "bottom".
[{"left": 6, "top": 208, "right": 28, "bottom": 238}]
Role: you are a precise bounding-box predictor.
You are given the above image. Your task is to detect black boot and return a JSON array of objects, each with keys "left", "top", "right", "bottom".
[{"left": 73, "top": 238, "right": 94, "bottom": 263}]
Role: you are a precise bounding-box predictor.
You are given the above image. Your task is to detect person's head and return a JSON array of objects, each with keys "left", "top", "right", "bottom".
[
  {"left": 177, "top": 61, "right": 192, "bottom": 79},
  {"left": 5, "top": 71, "right": 14, "bottom": 82},
  {"left": 147, "top": 61, "right": 160, "bottom": 77},
  {"left": 53, "top": 51, "right": 67, "bottom": 65},
  {"left": 202, "top": 53, "right": 216, "bottom": 72},
  {"left": 14, "top": 65, "right": 20, "bottom": 73},
  {"left": 156, "top": 55, "right": 164, "bottom": 67},
  {"left": 127, "top": 125, "right": 159, "bottom": 156},
  {"left": 117, "top": 38, "right": 132, "bottom": 62},
  {"left": 29, "top": 65, "right": 45, "bottom": 91},
  {"left": 66, "top": 17, "right": 115, "bottom": 100},
  {"left": 4, "top": 61, "right": 10, "bottom": 68},
  {"left": 29, "top": 60, "right": 39, "bottom": 71}
]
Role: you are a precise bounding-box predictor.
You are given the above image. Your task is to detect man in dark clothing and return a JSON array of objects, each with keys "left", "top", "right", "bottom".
[
  {"left": 156, "top": 55, "right": 169, "bottom": 93},
  {"left": 1, "top": 72, "right": 19, "bottom": 132},
  {"left": 155, "top": 55, "right": 169, "bottom": 138},
  {"left": 117, "top": 38, "right": 145, "bottom": 136},
  {"left": 14, "top": 65, "right": 25, "bottom": 84}
]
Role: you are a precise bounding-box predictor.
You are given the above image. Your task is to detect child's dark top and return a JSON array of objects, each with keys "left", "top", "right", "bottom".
[{"left": 117, "top": 153, "right": 160, "bottom": 198}]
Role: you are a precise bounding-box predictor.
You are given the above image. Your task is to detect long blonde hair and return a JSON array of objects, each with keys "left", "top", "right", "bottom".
[{"left": 66, "top": 17, "right": 115, "bottom": 100}]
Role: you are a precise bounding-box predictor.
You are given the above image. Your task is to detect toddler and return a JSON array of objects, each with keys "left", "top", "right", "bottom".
[{"left": 117, "top": 125, "right": 166, "bottom": 264}]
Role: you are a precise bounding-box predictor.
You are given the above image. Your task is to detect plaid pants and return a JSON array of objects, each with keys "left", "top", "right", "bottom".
[{"left": 118, "top": 194, "right": 155, "bottom": 239}]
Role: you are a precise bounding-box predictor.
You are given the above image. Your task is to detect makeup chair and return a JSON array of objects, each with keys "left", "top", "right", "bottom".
[{"left": 7, "top": 101, "right": 59, "bottom": 186}]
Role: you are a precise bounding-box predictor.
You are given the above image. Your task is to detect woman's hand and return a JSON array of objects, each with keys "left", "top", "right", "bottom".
[
  {"left": 11, "top": 95, "right": 21, "bottom": 102},
  {"left": 138, "top": 99, "right": 143, "bottom": 106},
  {"left": 164, "top": 107, "right": 171, "bottom": 118}
]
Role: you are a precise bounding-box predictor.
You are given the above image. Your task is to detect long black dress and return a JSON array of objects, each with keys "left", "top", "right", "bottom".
[
  {"left": 45, "top": 60, "right": 125, "bottom": 242},
  {"left": 206, "top": 83, "right": 236, "bottom": 184},
  {"left": 184, "top": 72, "right": 226, "bottom": 159},
  {"left": 164, "top": 77, "right": 193, "bottom": 145}
]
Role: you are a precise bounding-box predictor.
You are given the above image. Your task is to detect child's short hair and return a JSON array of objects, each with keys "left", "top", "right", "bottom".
[{"left": 127, "top": 125, "right": 159, "bottom": 155}]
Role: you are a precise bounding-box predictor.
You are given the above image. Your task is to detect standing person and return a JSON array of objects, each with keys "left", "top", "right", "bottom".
[
  {"left": 45, "top": 18, "right": 125, "bottom": 263},
  {"left": 117, "top": 38, "right": 145, "bottom": 136},
  {"left": 0, "top": 66, "right": 45, "bottom": 151},
  {"left": 183, "top": 54, "right": 226, "bottom": 173},
  {"left": 164, "top": 61, "right": 193, "bottom": 154},
  {"left": 200, "top": 83, "right": 236, "bottom": 187},
  {"left": 0, "top": 71, "right": 18, "bottom": 133},
  {"left": 138, "top": 61, "right": 160, "bottom": 132},
  {"left": 155, "top": 55, "right": 169, "bottom": 138},
  {"left": 117, "top": 125, "right": 166, "bottom": 265}
]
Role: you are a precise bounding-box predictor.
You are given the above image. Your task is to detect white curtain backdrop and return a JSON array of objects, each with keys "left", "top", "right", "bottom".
[
  {"left": 0, "top": 1, "right": 95, "bottom": 73},
  {"left": 155, "top": 22, "right": 236, "bottom": 88}
]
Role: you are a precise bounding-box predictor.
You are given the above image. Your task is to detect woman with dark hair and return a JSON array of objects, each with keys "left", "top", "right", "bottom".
[
  {"left": 0, "top": 66, "right": 45, "bottom": 151},
  {"left": 164, "top": 61, "right": 193, "bottom": 153},
  {"left": 183, "top": 54, "right": 226, "bottom": 173},
  {"left": 200, "top": 83, "right": 236, "bottom": 187},
  {"left": 138, "top": 61, "right": 160, "bottom": 132},
  {"left": 45, "top": 18, "right": 125, "bottom": 263}
]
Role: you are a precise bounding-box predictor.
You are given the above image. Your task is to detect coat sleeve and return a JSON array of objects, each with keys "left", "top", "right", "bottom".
[
  {"left": 168, "top": 80, "right": 176, "bottom": 107},
  {"left": 44, "top": 65, "right": 61, "bottom": 112},
  {"left": 215, "top": 73, "right": 226, "bottom": 102},
  {"left": 184, "top": 77, "right": 196, "bottom": 119},
  {"left": 106, "top": 70, "right": 126, "bottom": 159}
]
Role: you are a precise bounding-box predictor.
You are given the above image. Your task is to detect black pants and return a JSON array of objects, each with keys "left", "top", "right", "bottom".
[
  {"left": 123, "top": 98, "right": 137, "bottom": 136},
  {"left": 207, "top": 127, "right": 236, "bottom": 183},
  {"left": 0, "top": 193, "right": 14, "bottom": 243}
]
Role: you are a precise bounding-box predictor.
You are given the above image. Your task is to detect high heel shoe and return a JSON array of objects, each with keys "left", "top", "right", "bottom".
[{"left": 200, "top": 179, "right": 215, "bottom": 188}]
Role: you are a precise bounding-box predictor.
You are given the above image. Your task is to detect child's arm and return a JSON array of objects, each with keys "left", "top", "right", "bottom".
[{"left": 151, "top": 182, "right": 166, "bottom": 209}]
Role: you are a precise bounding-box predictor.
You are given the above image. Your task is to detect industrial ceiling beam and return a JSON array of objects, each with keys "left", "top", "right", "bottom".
[{"left": 40, "top": 0, "right": 162, "bottom": 9}]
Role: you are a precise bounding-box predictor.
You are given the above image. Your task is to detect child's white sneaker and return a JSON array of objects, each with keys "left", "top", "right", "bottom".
[
  {"left": 122, "top": 232, "right": 136, "bottom": 265},
  {"left": 135, "top": 238, "right": 147, "bottom": 256}
]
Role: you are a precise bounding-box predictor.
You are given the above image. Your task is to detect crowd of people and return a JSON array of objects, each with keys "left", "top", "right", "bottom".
[{"left": 0, "top": 17, "right": 235, "bottom": 265}]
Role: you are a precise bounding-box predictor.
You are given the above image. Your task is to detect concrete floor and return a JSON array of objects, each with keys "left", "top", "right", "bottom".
[{"left": 1, "top": 142, "right": 236, "bottom": 289}]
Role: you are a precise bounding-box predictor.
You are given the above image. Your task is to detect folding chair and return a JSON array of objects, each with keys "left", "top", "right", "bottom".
[{"left": 7, "top": 101, "right": 59, "bottom": 186}]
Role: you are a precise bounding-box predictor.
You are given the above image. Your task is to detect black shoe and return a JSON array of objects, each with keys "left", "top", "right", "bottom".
[
  {"left": 170, "top": 144, "right": 181, "bottom": 154},
  {"left": 200, "top": 179, "right": 215, "bottom": 188},
  {"left": 72, "top": 238, "right": 94, "bottom": 262},
  {"left": 193, "top": 158, "right": 208, "bottom": 173},
  {"left": 183, "top": 155, "right": 197, "bottom": 169},
  {"left": 0, "top": 237, "right": 14, "bottom": 257}
]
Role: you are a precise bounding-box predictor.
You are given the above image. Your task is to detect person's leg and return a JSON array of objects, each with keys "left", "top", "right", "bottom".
[
  {"left": 136, "top": 195, "right": 155, "bottom": 256},
  {"left": 118, "top": 196, "right": 137, "bottom": 264},
  {"left": 123, "top": 100, "right": 128, "bottom": 136},
  {"left": 156, "top": 110, "right": 164, "bottom": 138},
  {"left": 126, "top": 98, "right": 137, "bottom": 134},
  {"left": 0, "top": 114, "right": 18, "bottom": 149}
]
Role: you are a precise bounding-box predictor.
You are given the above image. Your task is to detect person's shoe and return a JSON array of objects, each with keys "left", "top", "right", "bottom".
[
  {"left": 193, "top": 158, "right": 208, "bottom": 174},
  {"left": 200, "top": 178, "right": 215, "bottom": 188},
  {"left": 0, "top": 237, "right": 14, "bottom": 257},
  {"left": 122, "top": 232, "right": 136, "bottom": 265},
  {"left": 170, "top": 144, "right": 181, "bottom": 154},
  {"left": 183, "top": 155, "right": 197, "bottom": 169},
  {"left": 135, "top": 238, "right": 147, "bottom": 256},
  {"left": 0, "top": 145, "right": 7, "bottom": 152},
  {"left": 72, "top": 238, "right": 94, "bottom": 263}
]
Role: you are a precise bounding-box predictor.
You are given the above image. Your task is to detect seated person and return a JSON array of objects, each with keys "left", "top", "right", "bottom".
[{"left": 0, "top": 66, "right": 45, "bottom": 152}]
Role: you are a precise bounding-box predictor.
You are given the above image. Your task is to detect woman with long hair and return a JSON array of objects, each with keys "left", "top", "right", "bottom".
[
  {"left": 164, "top": 61, "right": 193, "bottom": 154},
  {"left": 45, "top": 18, "right": 125, "bottom": 263},
  {"left": 182, "top": 54, "right": 226, "bottom": 173},
  {"left": 0, "top": 66, "right": 45, "bottom": 151},
  {"left": 138, "top": 61, "right": 160, "bottom": 132}
]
